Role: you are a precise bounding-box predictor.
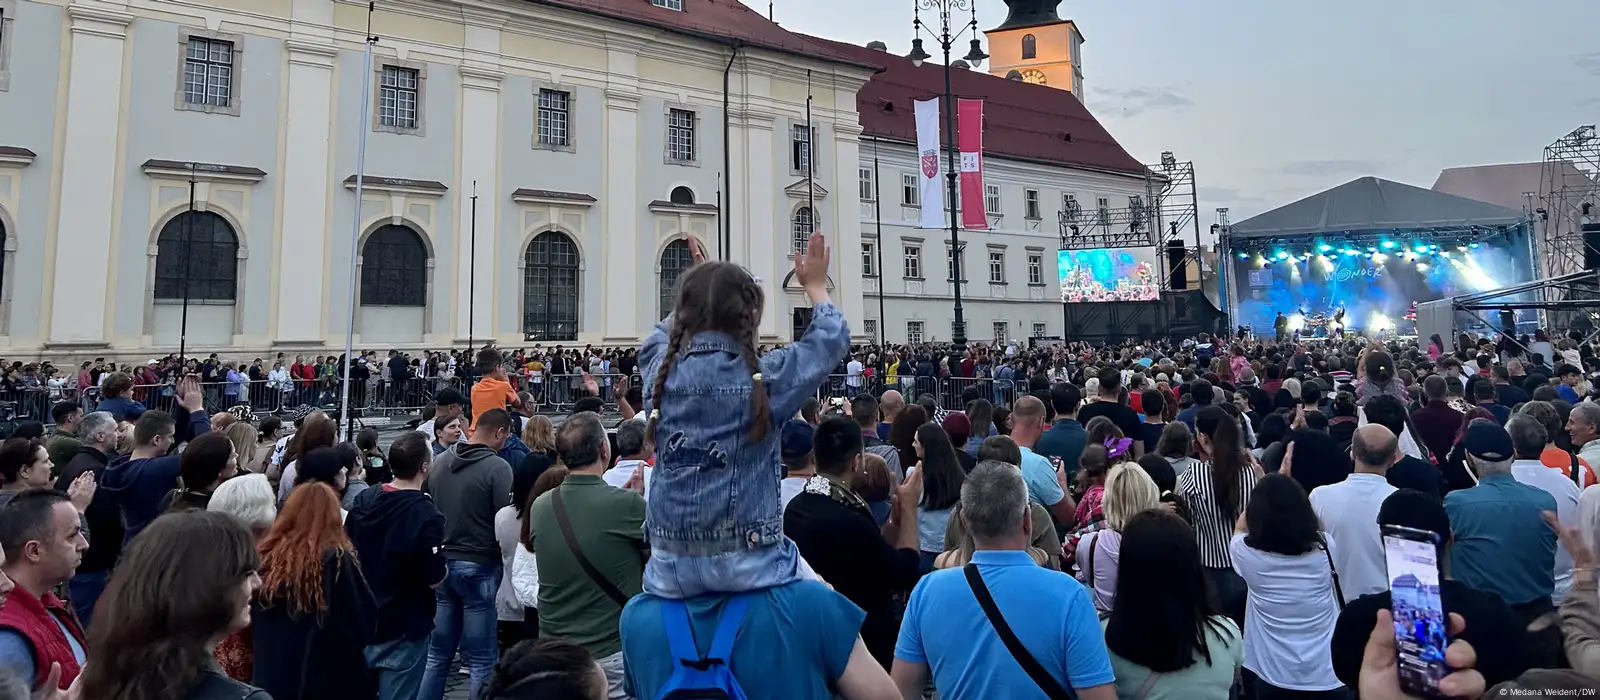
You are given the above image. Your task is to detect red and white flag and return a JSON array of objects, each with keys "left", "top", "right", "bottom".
[
  {"left": 914, "top": 98, "right": 945, "bottom": 230},
  {"left": 958, "top": 98, "right": 987, "bottom": 230}
]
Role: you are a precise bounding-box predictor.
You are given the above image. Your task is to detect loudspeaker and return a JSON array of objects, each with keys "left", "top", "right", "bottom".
[
  {"left": 1499, "top": 308, "right": 1515, "bottom": 333},
  {"left": 1584, "top": 222, "right": 1600, "bottom": 271},
  {"left": 1167, "top": 241, "right": 1187, "bottom": 289}
]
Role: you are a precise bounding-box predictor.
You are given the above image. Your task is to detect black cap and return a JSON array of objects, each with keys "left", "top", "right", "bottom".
[
  {"left": 781, "top": 420, "right": 814, "bottom": 460},
  {"left": 435, "top": 387, "right": 467, "bottom": 406},
  {"left": 1462, "top": 421, "right": 1513, "bottom": 462}
]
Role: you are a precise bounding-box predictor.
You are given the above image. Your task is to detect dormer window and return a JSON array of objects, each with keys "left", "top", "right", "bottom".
[{"left": 652, "top": 0, "right": 683, "bottom": 10}]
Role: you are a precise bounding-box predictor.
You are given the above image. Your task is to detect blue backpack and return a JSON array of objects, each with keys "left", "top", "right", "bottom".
[{"left": 656, "top": 594, "right": 753, "bottom": 700}]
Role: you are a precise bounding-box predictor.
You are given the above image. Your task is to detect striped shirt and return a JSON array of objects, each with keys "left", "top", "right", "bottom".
[{"left": 1177, "top": 459, "right": 1260, "bottom": 569}]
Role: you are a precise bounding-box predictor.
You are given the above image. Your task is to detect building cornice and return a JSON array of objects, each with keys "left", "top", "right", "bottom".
[
  {"left": 343, "top": 175, "right": 448, "bottom": 198},
  {"left": 512, "top": 189, "right": 597, "bottom": 207},
  {"left": 141, "top": 159, "right": 267, "bottom": 184},
  {"left": 0, "top": 147, "right": 36, "bottom": 168}
]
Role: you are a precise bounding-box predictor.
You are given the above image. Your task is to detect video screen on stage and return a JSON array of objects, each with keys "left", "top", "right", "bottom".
[{"left": 1058, "top": 247, "right": 1160, "bottom": 303}]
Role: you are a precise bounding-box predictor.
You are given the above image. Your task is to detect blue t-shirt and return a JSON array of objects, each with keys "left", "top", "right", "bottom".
[
  {"left": 621, "top": 580, "right": 864, "bottom": 700},
  {"left": 1558, "top": 383, "right": 1581, "bottom": 404},
  {"left": 1018, "top": 446, "right": 1065, "bottom": 508},
  {"left": 895, "top": 550, "right": 1115, "bottom": 697}
]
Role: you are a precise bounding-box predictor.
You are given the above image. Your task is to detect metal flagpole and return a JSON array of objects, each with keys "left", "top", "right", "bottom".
[
  {"left": 806, "top": 72, "right": 816, "bottom": 238},
  {"left": 178, "top": 162, "right": 196, "bottom": 367},
  {"left": 872, "top": 137, "right": 886, "bottom": 346},
  {"left": 468, "top": 180, "right": 477, "bottom": 356},
  {"left": 339, "top": 2, "right": 377, "bottom": 441}
]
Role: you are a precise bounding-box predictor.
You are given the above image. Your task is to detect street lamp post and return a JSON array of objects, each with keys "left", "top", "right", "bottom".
[{"left": 908, "top": 0, "right": 987, "bottom": 350}]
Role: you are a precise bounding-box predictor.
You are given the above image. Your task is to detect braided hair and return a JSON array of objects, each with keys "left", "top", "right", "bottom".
[{"left": 645, "top": 260, "right": 773, "bottom": 443}]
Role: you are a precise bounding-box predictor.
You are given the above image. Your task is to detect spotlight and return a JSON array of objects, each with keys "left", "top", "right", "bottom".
[
  {"left": 1413, "top": 244, "right": 1429, "bottom": 254},
  {"left": 1381, "top": 241, "right": 1397, "bottom": 250},
  {"left": 1318, "top": 243, "right": 1333, "bottom": 252},
  {"left": 1367, "top": 246, "right": 1378, "bottom": 253},
  {"left": 1428, "top": 244, "right": 1438, "bottom": 251},
  {"left": 1457, "top": 246, "right": 1468, "bottom": 252},
  {"left": 1369, "top": 312, "right": 1391, "bottom": 332},
  {"left": 1372, "top": 253, "right": 1388, "bottom": 263},
  {"left": 1238, "top": 252, "right": 1250, "bottom": 260},
  {"left": 1470, "top": 242, "right": 1480, "bottom": 249},
  {"left": 1342, "top": 249, "right": 1359, "bottom": 256},
  {"left": 1416, "top": 263, "right": 1429, "bottom": 271},
  {"left": 1274, "top": 250, "right": 1289, "bottom": 261}
]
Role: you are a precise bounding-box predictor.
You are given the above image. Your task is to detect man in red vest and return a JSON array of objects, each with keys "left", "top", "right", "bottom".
[{"left": 0, "top": 490, "right": 87, "bottom": 693}]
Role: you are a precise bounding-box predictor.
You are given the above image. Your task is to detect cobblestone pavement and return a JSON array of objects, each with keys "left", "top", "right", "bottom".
[{"left": 443, "top": 659, "right": 472, "bottom": 699}]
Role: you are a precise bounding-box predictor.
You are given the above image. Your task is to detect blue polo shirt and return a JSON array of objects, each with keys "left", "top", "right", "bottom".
[
  {"left": 895, "top": 550, "right": 1115, "bottom": 697},
  {"left": 1444, "top": 472, "right": 1558, "bottom": 607}
]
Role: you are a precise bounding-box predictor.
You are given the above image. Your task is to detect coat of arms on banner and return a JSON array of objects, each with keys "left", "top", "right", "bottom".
[{"left": 921, "top": 151, "right": 939, "bottom": 179}]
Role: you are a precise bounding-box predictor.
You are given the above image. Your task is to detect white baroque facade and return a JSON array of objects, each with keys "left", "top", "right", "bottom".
[{"left": 0, "top": 0, "right": 877, "bottom": 358}]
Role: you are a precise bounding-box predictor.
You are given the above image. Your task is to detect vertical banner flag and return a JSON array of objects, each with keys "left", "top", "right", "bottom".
[
  {"left": 958, "top": 98, "right": 987, "bottom": 230},
  {"left": 914, "top": 98, "right": 944, "bottom": 230}
]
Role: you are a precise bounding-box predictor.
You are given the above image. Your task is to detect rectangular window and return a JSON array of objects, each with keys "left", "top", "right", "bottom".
[
  {"left": 859, "top": 167, "right": 875, "bottom": 202},
  {"left": 861, "top": 242, "right": 877, "bottom": 277},
  {"left": 1064, "top": 193, "right": 1079, "bottom": 217},
  {"left": 903, "top": 245, "right": 922, "bottom": 279},
  {"left": 1032, "top": 322, "right": 1047, "bottom": 338},
  {"left": 947, "top": 247, "right": 963, "bottom": 282},
  {"left": 907, "top": 321, "right": 924, "bottom": 345},
  {"left": 993, "top": 322, "right": 1008, "bottom": 343},
  {"left": 988, "top": 250, "right": 1005, "bottom": 283},
  {"left": 1027, "top": 253, "right": 1043, "bottom": 284},
  {"left": 791, "top": 125, "right": 816, "bottom": 172},
  {"left": 667, "top": 108, "right": 696, "bottom": 162},
  {"left": 1096, "top": 196, "right": 1110, "bottom": 225},
  {"left": 863, "top": 319, "right": 879, "bottom": 339},
  {"left": 1024, "top": 189, "right": 1041, "bottom": 219},
  {"left": 537, "top": 89, "right": 570, "bottom": 147},
  {"left": 183, "top": 37, "right": 234, "bottom": 107},
  {"left": 651, "top": 0, "right": 683, "bottom": 9},
  {"left": 379, "top": 65, "right": 420, "bottom": 130},
  {"left": 985, "top": 183, "right": 1001, "bottom": 215},
  {"left": 901, "top": 173, "right": 920, "bottom": 206}
]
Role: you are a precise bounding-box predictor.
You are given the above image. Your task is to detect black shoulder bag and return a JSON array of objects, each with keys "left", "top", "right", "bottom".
[
  {"left": 964, "top": 564, "right": 1077, "bottom": 700},
  {"left": 553, "top": 487, "right": 631, "bottom": 607}
]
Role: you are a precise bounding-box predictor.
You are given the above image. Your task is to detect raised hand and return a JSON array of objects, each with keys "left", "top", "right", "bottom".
[
  {"left": 688, "top": 236, "right": 709, "bottom": 265},
  {"left": 793, "top": 231, "right": 830, "bottom": 303}
]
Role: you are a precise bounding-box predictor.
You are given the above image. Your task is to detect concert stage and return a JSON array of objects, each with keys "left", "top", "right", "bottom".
[{"left": 1220, "top": 177, "right": 1536, "bottom": 337}]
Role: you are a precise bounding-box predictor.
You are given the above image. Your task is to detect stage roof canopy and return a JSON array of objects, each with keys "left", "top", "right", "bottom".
[{"left": 1228, "top": 176, "right": 1527, "bottom": 241}]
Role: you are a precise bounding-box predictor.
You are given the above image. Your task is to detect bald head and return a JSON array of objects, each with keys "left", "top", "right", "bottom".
[
  {"left": 1351, "top": 424, "right": 1399, "bottom": 472},
  {"left": 879, "top": 390, "right": 904, "bottom": 420}
]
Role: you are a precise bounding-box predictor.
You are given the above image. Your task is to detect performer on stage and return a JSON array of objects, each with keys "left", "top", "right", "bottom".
[
  {"left": 1333, "top": 307, "right": 1346, "bottom": 338},
  {"left": 1274, "top": 312, "right": 1289, "bottom": 344}
]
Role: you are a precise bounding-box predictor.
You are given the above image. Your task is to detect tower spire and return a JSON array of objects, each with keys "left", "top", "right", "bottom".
[{"left": 993, "top": 0, "right": 1062, "bottom": 31}]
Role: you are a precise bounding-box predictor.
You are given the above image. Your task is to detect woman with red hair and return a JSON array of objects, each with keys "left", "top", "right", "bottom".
[{"left": 250, "top": 482, "right": 377, "bottom": 699}]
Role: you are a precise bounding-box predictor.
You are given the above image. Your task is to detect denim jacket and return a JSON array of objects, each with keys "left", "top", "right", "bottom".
[{"left": 640, "top": 301, "right": 849, "bottom": 556}]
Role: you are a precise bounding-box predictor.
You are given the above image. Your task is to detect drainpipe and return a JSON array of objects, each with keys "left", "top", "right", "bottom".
[{"left": 721, "top": 42, "right": 741, "bottom": 260}]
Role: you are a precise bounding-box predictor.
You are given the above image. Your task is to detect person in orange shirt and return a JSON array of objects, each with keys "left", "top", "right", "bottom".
[
  {"left": 1522, "top": 401, "right": 1600, "bottom": 488},
  {"left": 469, "top": 346, "right": 522, "bottom": 425}
]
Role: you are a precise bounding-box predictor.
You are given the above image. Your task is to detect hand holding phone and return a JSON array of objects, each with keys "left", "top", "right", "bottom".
[{"left": 1382, "top": 525, "right": 1450, "bottom": 698}]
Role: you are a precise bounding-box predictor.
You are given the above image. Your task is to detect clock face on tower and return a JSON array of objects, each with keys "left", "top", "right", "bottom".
[{"left": 1020, "top": 69, "right": 1048, "bottom": 85}]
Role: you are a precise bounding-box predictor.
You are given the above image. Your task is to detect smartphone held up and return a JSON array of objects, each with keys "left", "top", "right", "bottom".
[{"left": 1382, "top": 524, "right": 1450, "bottom": 698}]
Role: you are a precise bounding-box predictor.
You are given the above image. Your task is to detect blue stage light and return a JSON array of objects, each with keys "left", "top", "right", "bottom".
[
  {"left": 1342, "top": 249, "right": 1359, "bottom": 256},
  {"left": 1274, "top": 250, "right": 1289, "bottom": 260},
  {"left": 1238, "top": 252, "right": 1249, "bottom": 259},
  {"left": 1317, "top": 243, "right": 1333, "bottom": 252},
  {"left": 1381, "top": 240, "right": 1397, "bottom": 250},
  {"left": 1414, "top": 244, "right": 1429, "bottom": 254},
  {"left": 1428, "top": 244, "right": 1439, "bottom": 251},
  {"left": 1470, "top": 242, "right": 1480, "bottom": 249}
]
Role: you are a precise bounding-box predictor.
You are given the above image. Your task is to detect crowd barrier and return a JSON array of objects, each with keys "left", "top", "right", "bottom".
[{"left": 814, "top": 376, "right": 1020, "bottom": 411}]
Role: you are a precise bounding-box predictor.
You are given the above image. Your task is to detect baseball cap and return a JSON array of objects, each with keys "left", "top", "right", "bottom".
[
  {"left": 435, "top": 387, "right": 467, "bottom": 406},
  {"left": 780, "top": 420, "right": 814, "bottom": 461},
  {"left": 1462, "top": 421, "right": 1513, "bottom": 462}
]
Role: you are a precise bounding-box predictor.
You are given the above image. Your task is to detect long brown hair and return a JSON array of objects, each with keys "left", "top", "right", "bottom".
[
  {"left": 521, "top": 466, "right": 570, "bottom": 552},
  {"left": 80, "top": 511, "right": 259, "bottom": 700},
  {"left": 645, "top": 260, "right": 771, "bottom": 443},
  {"left": 257, "top": 482, "right": 351, "bottom": 617},
  {"left": 282, "top": 411, "right": 335, "bottom": 468}
]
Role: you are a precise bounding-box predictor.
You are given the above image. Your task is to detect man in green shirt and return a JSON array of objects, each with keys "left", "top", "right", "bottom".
[
  {"left": 46, "top": 401, "right": 84, "bottom": 471},
  {"left": 527, "top": 411, "right": 646, "bottom": 698}
]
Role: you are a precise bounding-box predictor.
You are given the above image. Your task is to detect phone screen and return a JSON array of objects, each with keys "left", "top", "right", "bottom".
[{"left": 1383, "top": 528, "right": 1449, "bottom": 696}]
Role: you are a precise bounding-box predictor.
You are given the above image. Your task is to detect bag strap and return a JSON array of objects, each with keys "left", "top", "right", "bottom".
[
  {"left": 707, "top": 594, "right": 752, "bottom": 662},
  {"left": 1319, "top": 537, "right": 1345, "bottom": 610},
  {"left": 963, "top": 564, "right": 1076, "bottom": 700},
  {"left": 1130, "top": 671, "right": 1162, "bottom": 700},
  {"left": 1571, "top": 450, "right": 1584, "bottom": 487},
  {"left": 553, "top": 487, "right": 630, "bottom": 607},
  {"left": 662, "top": 601, "right": 699, "bottom": 665},
  {"left": 1083, "top": 532, "right": 1100, "bottom": 586}
]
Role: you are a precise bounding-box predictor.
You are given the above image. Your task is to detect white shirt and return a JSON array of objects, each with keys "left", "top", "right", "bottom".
[
  {"left": 846, "top": 360, "right": 863, "bottom": 387},
  {"left": 603, "top": 459, "right": 653, "bottom": 501},
  {"left": 1230, "top": 533, "right": 1343, "bottom": 691},
  {"left": 1511, "top": 459, "right": 1581, "bottom": 603},
  {"left": 780, "top": 476, "right": 809, "bottom": 512},
  {"left": 1309, "top": 473, "right": 1396, "bottom": 601}
]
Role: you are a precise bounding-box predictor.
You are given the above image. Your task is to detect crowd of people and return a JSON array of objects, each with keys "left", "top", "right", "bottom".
[{"left": 0, "top": 230, "right": 1597, "bottom": 698}]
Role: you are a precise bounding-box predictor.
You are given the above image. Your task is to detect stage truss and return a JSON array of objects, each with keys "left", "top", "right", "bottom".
[
  {"left": 1224, "top": 225, "right": 1517, "bottom": 255},
  {"left": 1538, "top": 125, "right": 1600, "bottom": 279},
  {"left": 1056, "top": 151, "right": 1201, "bottom": 283},
  {"left": 1448, "top": 270, "right": 1600, "bottom": 345}
]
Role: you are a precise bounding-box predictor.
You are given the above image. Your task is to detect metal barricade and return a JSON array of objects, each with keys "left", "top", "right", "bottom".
[{"left": 529, "top": 373, "right": 630, "bottom": 414}]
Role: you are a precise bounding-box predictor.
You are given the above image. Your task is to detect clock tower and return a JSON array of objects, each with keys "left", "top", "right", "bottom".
[{"left": 985, "top": 0, "right": 1085, "bottom": 101}]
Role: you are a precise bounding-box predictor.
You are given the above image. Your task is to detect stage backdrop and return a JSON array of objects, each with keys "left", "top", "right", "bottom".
[
  {"left": 1230, "top": 233, "right": 1533, "bottom": 334},
  {"left": 1059, "top": 247, "right": 1160, "bottom": 303}
]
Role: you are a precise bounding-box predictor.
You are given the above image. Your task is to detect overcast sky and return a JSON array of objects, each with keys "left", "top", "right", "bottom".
[{"left": 745, "top": 0, "right": 1599, "bottom": 222}]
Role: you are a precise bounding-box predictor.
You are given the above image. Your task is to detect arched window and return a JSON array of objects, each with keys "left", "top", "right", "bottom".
[
  {"left": 154, "top": 211, "right": 238, "bottom": 302},
  {"left": 670, "top": 186, "right": 695, "bottom": 205},
  {"left": 792, "top": 206, "right": 814, "bottom": 254},
  {"left": 523, "top": 231, "right": 580, "bottom": 341},
  {"left": 1021, "top": 34, "right": 1037, "bottom": 60},
  {"left": 659, "top": 239, "right": 695, "bottom": 319},
  {"left": 360, "top": 224, "right": 427, "bottom": 306}
]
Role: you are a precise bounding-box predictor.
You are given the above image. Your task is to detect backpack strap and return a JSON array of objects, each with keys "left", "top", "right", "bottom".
[
  {"left": 661, "top": 595, "right": 752, "bottom": 672},
  {"left": 706, "top": 594, "right": 752, "bottom": 663},
  {"left": 662, "top": 601, "right": 699, "bottom": 666}
]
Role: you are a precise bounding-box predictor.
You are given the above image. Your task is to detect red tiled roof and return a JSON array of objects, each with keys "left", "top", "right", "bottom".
[
  {"left": 526, "top": 0, "right": 878, "bottom": 70},
  {"left": 807, "top": 36, "right": 1149, "bottom": 178}
]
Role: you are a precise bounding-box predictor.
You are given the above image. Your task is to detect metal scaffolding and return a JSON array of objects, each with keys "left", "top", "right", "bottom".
[
  {"left": 1538, "top": 125, "right": 1600, "bottom": 278},
  {"left": 1054, "top": 151, "right": 1200, "bottom": 293}
]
